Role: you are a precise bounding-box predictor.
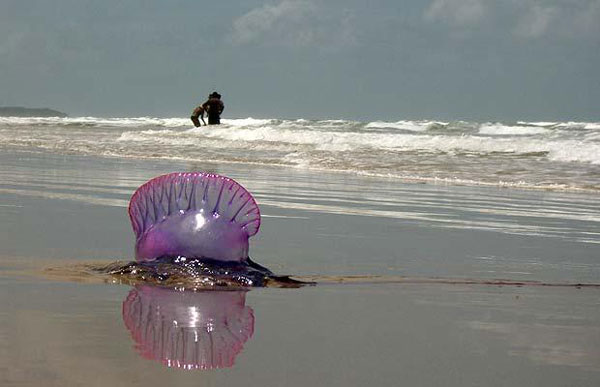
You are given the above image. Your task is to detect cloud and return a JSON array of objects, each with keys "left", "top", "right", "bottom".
[
  {"left": 231, "top": 1, "right": 317, "bottom": 45},
  {"left": 514, "top": 5, "right": 558, "bottom": 38},
  {"left": 424, "top": 0, "right": 487, "bottom": 25},
  {"left": 229, "top": 1, "right": 357, "bottom": 48},
  {"left": 422, "top": 0, "right": 600, "bottom": 41},
  {"left": 514, "top": 0, "right": 600, "bottom": 39}
]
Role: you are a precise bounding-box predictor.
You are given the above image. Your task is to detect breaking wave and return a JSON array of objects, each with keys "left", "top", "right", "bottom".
[{"left": 1, "top": 116, "right": 599, "bottom": 191}]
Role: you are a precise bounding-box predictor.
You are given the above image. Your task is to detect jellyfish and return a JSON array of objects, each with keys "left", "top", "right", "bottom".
[{"left": 121, "top": 172, "right": 305, "bottom": 287}]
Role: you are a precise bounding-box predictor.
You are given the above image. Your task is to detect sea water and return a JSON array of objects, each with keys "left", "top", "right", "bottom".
[{"left": 1, "top": 116, "right": 599, "bottom": 191}]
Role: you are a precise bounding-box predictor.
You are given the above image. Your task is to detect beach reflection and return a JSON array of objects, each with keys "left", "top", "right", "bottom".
[
  {"left": 122, "top": 286, "right": 254, "bottom": 370},
  {"left": 467, "top": 320, "right": 600, "bottom": 371}
]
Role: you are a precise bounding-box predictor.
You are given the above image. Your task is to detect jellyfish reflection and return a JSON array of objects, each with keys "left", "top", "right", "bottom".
[{"left": 122, "top": 285, "right": 254, "bottom": 370}]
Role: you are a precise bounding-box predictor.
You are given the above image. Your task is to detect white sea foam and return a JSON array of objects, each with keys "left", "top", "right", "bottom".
[
  {"left": 0, "top": 116, "right": 191, "bottom": 128},
  {"left": 113, "top": 123, "right": 600, "bottom": 165},
  {"left": 2, "top": 115, "right": 600, "bottom": 192},
  {"left": 584, "top": 123, "right": 600, "bottom": 130},
  {"left": 366, "top": 120, "right": 446, "bottom": 132},
  {"left": 517, "top": 121, "right": 558, "bottom": 127},
  {"left": 222, "top": 117, "right": 275, "bottom": 127},
  {"left": 479, "top": 124, "right": 549, "bottom": 135},
  {"left": 548, "top": 142, "right": 600, "bottom": 164},
  {"left": 554, "top": 121, "right": 600, "bottom": 130}
]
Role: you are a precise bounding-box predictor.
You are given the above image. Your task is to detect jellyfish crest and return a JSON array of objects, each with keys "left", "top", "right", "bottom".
[{"left": 128, "top": 172, "right": 261, "bottom": 262}]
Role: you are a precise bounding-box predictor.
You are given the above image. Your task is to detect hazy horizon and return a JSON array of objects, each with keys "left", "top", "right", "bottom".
[{"left": 1, "top": 0, "right": 599, "bottom": 122}]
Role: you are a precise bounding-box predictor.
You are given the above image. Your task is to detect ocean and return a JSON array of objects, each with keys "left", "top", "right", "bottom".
[{"left": 1, "top": 116, "right": 599, "bottom": 191}]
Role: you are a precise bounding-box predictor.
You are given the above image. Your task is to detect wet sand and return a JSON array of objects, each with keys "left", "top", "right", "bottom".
[{"left": 1, "top": 150, "right": 600, "bottom": 386}]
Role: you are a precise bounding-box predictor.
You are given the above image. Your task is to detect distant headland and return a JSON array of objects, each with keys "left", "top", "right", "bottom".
[{"left": 0, "top": 107, "right": 67, "bottom": 117}]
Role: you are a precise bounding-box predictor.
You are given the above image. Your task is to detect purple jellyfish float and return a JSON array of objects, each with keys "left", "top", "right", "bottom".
[
  {"left": 129, "top": 172, "right": 260, "bottom": 263},
  {"left": 120, "top": 172, "right": 305, "bottom": 287}
]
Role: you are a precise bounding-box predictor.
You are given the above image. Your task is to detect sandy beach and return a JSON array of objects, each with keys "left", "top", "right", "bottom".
[{"left": 1, "top": 148, "right": 599, "bottom": 386}]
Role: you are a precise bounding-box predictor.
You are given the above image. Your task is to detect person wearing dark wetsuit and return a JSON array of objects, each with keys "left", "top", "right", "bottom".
[{"left": 201, "top": 92, "right": 225, "bottom": 125}]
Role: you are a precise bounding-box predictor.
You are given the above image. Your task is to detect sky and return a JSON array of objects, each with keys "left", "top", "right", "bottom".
[{"left": 1, "top": 0, "right": 599, "bottom": 121}]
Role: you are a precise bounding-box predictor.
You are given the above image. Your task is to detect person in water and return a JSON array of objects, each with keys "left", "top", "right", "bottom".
[
  {"left": 190, "top": 105, "right": 206, "bottom": 127},
  {"left": 202, "top": 92, "right": 225, "bottom": 125}
]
